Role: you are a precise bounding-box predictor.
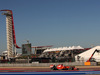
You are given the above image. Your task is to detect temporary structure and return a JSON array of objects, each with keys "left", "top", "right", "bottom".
[{"left": 75, "top": 46, "right": 100, "bottom": 62}]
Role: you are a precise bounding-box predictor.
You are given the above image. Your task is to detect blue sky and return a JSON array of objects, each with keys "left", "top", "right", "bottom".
[{"left": 0, "top": 0, "right": 100, "bottom": 52}]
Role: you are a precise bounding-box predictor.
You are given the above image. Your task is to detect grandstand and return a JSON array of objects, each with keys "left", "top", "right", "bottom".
[{"left": 30, "top": 46, "right": 90, "bottom": 63}]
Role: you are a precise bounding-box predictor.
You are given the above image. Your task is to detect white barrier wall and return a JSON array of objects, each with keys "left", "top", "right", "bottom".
[{"left": 0, "top": 62, "right": 97, "bottom": 67}]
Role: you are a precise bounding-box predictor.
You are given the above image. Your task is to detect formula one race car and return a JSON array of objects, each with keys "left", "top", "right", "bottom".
[{"left": 50, "top": 64, "right": 79, "bottom": 70}]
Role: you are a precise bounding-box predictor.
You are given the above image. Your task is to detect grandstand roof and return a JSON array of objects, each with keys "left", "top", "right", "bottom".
[{"left": 43, "top": 46, "right": 84, "bottom": 52}]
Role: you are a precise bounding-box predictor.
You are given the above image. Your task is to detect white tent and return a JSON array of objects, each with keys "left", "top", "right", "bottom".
[{"left": 75, "top": 46, "right": 100, "bottom": 62}]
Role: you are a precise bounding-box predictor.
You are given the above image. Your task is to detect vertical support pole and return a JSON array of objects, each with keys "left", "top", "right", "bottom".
[
  {"left": 14, "top": 44, "right": 16, "bottom": 57},
  {"left": 28, "top": 55, "right": 29, "bottom": 63},
  {"left": 34, "top": 48, "right": 36, "bottom": 54}
]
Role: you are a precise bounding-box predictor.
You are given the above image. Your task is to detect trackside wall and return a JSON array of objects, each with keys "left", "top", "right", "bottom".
[{"left": 0, "top": 62, "right": 97, "bottom": 67}]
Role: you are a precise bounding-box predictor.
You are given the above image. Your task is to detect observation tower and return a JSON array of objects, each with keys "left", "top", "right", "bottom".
[{"left": 0, "top": 10, "right": 20, "bottom": 58}]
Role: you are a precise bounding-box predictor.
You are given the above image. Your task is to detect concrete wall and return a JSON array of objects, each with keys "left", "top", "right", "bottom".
[{"left": 0, "top": 62, "right": 97, "bottom": 67}]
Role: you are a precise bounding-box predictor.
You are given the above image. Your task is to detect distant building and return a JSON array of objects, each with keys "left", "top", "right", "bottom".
[{"left": 22, "top": 43, "right": 32, "bottom": 55}]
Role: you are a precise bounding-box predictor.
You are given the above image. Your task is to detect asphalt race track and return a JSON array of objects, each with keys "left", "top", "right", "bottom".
[{"left": 0, "top": 66, "right": 100, "bottom": 75}]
